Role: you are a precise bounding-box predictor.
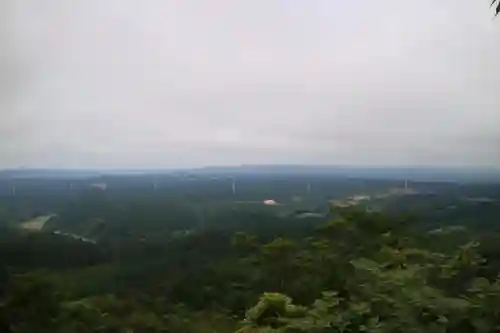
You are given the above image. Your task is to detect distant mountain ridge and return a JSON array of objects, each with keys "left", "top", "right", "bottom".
[
  {"left": 1, "top": 165, "right": 499, "bottom": 183},
  {"left": 0, "top": 169, "right": 104, "bottom": 179},
  {"left": 189, "top": 165, "right": 500, "bottom": 183}
]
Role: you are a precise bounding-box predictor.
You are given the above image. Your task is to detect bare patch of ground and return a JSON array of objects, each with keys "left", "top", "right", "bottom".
[{"left": 20, "top": 214, "right": 56, "bottom": 231}]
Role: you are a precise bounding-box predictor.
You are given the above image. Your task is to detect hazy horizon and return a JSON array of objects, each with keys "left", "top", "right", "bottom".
[
  {"left": 2, "top": 1, "right": 499, "bottom": 169},
  {"left": 2, "top": 164, "right": 500, "bottom": 172}
]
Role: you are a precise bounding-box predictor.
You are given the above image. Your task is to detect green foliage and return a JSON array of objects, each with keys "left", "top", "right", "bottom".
[
  {"left": 237, "top": 208, "right": 500, "bottom": 333},
  {"left": 232, "top": 232, "right": 259, "bottom": 253},
  {"left": 0, "top": 272, "right": 61, "bottom": 333},
  {"left": 1, "top": 176, "right": 500, "bottom": 332}
]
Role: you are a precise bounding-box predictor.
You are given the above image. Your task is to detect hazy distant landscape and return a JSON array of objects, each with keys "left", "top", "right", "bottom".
[
  {"left": 0, "top": 165, "right": 499, "bottom": 331},
  {"left": 2, "top": 0, "right": 500, "bottom": 331}
]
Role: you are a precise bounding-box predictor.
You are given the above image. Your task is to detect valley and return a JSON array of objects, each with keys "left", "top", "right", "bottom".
[{"left": 0, "top": 168, "right": 499, "bottom": 332}]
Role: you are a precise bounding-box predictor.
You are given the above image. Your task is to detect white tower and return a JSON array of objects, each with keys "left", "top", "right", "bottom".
[
  {"left": 232, "top": 179, "right": 236, "bottom": 195},
  {"left": 307, "top": 182, "right": 311, "bottom": 195}
]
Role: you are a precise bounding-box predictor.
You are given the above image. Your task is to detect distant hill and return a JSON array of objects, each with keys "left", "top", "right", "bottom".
[
  {"left": 0, "top": 169, "right": 103, "bottom": 179},
  {"left": 1, "top": 165, "right": 499, "bottom": 183},
  {"left": 185, "top": 165, "right": 500, "bottom": 183}
]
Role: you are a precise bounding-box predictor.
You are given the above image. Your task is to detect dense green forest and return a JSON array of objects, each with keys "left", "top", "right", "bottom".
[{"left": 0, "top": 173, "right": 499, "bottom": 332}]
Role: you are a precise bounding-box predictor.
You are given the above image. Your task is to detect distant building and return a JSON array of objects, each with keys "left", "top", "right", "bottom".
[
  {"left": 263, "top": 199, "right": 278, "bottom": 206},
  {"left": 351, "top": 195, "right": 371, "bottom": 201},
  {"left": 90, "top": 183, "right": 107, "bottom": 190},
  {"left": 330, "top": 195, "right": 370, "bottom": 208},
  {"left": 331, "top": 200, "right": 352, "bottom": 208}
]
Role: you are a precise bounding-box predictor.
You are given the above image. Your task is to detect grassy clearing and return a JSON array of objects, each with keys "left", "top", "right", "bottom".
[{"left": 20, "top": 214, "right": 56, "bottom": 231}]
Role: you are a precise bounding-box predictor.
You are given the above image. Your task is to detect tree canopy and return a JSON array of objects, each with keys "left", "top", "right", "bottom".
[{"left": 493, "top": 0, "right": 500, "bottom": 17}]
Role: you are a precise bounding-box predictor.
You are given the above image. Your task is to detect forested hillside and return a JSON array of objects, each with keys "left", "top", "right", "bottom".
[{"left": 0, "top": 174, "right": 499, "bottom": 332}]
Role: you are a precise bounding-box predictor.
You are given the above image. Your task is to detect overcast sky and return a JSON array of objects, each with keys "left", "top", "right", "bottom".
[{"left": 1, "top": 0, "right": 499, "bottom": 169}]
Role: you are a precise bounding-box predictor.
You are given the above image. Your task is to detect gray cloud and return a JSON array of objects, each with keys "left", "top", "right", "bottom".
[{"left": 1, "top": 0, "right": 499, "bottom": 168}]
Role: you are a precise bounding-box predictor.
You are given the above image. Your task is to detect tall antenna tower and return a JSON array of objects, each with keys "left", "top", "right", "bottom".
[
  {"left": 232, "top": 178, "right": 237, "bottom": 195},
  {"left": 11, "top": 185, "right": 16, "bottom": 196},
  {"left": 404, "top": 179, "right": 408, "bottom": 189},
  {"left": 307, "top": 182, "right": 311, "bottom": 195}
]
